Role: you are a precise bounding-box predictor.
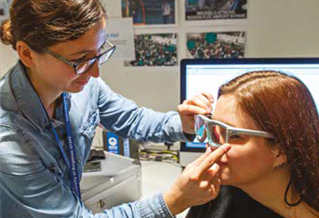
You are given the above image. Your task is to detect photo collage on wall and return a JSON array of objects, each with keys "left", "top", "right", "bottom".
[
  {"left": 122, "top": 0, "right": 178, "bottom": 67},
  {"left": 125, "top": 33, "right": 178, "bottom": 67},
  {"left": 186, "top": 31, "right": 245, "bottom": 59},
  {"left": 0, "top": 0, "right": 13, "bottom": 23},
  {"left": 185, "top": 0, "right": 247, "bottom": 60},
  {"left": 185, "top": 0, "right": 247, "bottom": 21},
  {"left": 122, "top": 0, "right": 247, "bottom": 67},
  {"left": 122, "top": 0, "right": 177, "bottom": 26}
]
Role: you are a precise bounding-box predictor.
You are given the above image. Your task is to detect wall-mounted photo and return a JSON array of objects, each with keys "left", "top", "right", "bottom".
[
  {"left": 185, "top": 0, "right": 247, "bottom": 21},
  {"left": 125, "top": 33, "right": 178, "bottom": 67},
  {"left": 122, "top": 0, "right": 177, "bottom": 26},
  {"left": 186, "top": 31, "right": 245, "bottom": 59},
  {"left": 0, "top": 0, "right": 12, "bottom": 22}
]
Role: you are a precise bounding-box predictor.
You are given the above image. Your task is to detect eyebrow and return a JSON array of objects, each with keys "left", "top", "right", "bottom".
[
  {"left": 211, "top": 117, "right": 239, "bottom": 128},
  {"left": 70, "top": 39, "right": 107, "bottom": 56}
]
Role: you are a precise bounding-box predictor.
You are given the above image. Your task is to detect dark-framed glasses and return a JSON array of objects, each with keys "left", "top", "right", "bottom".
[
  {"left": 43, "top": 40, "right": 116, "bottom": 75},
  {"left": 195, "top": 114, "right": 276, "bottom": 147}
]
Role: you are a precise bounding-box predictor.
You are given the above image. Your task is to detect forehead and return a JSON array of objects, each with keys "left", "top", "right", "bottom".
[
  {"left": 49, "top": 18, "right": 107, "bottom": 54},
  {"left": 213, "top": 94, "right": 259, "bottom": 130}
]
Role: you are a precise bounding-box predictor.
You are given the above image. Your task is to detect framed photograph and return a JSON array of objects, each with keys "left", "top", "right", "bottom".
[
  {"left": 125, "top": 33, "right": 178, "bottom": 67},
  {"left": 121, "top": 0, "right": 178, "bottom": 27},
  {"left": 0, "top": 0, "right": 12, "bottom": 22},
  {"left": 185, "top": 0, "right": 247, "bottom": 22},
  {"left": 186, "top": 30, "right": 246, "bottom": 59}
]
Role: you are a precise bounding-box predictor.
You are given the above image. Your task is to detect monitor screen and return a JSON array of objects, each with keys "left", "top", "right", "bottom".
[{"left": 180, "top": 58, "right": 319, "bottom": 152}]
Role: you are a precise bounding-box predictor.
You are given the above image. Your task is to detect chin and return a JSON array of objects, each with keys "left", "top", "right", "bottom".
[
  {"left": 71, "top": 82, "right": 89, "bottom": 92},
  {"left": 66, "top": 86, "right": 85, "bottom": 93},
  {"left": 219, "top": 175, "right": 232, "bottom": 185}
]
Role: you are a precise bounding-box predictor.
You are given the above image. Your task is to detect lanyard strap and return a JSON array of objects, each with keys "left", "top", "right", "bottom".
[{"left": 50, "top": 93, "right": 81, "bottom": 200}]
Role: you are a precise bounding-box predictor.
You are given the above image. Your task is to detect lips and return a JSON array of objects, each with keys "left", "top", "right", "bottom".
[
  {"left": 76, "top": 80, "right": 89, "bottom": 85},
  {"left": 217, "top": 161, "right": 228, "bottom": 166}
]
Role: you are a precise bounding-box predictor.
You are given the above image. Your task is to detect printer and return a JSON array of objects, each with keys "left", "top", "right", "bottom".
[{"left": 80, "top": 152, "right": 142, "bottom": 213}]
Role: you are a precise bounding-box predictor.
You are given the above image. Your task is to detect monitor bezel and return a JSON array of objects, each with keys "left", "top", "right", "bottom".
[{"left": 180, "top": 57, "right": 319, "bottom": 152}]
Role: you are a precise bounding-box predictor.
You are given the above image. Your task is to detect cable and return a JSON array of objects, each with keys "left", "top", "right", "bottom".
[{"left": 139, "top": 148, "right": 180, "bottom": 164}]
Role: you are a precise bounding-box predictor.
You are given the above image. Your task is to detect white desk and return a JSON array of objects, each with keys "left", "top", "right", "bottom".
[{"left": 141, "top": 161, "right": 189, "bottom": 218}]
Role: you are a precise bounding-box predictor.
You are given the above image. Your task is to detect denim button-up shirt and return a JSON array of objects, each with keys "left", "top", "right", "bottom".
[{"left": 0, "top": 62, "right": 188, "bottom": 218}]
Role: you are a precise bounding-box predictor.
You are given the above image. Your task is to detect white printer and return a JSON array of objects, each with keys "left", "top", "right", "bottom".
[{"left": 80, "top": 152, "right": 142, "bottom": 213}]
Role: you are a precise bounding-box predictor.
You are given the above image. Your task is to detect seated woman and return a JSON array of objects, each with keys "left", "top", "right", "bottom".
[{"left": 187, "top": 71, "right": 319, "bottom": 218}]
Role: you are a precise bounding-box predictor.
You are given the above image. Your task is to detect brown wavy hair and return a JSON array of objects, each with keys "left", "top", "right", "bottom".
[
  {"left": 0, "top": 0, "right": 106, "bottom": 52},
  {"left": 221, "top": 71, "right": 319, "bottom": 211},
  {"left": 187, "top": 71, "right": 319, "bottom": 217}
]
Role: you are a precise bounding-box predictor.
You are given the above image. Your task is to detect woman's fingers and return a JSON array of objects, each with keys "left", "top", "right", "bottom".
[
  {"left": 178, "top": 93, "right": 214, "bottom": 115},
  {"left": 201, "top": 92, "right": 214, "bottom": 104},
  {"left": 177, "top": 103, "right": 207, "bottom": 115},
  {"left": 198, "top": 144, "right": 231, "bottom": 173},
  {"left": 189, "top": 147, "right": 212, "bottom": 167},
  {"left": 207, "top": 163, "right": 220, "bottom": 178}
]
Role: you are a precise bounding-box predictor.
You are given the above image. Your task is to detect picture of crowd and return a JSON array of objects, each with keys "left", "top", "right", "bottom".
[
  {"left": 126, "top": 34, "right": 178, "bottom": 67},
  {"left": 185, "top": 0, "right": 247, "bottom": 21},
  {"left": 187, "top": 31, "right": 245, "bottom": 59},
  {"left": 122, "top": 0, "right": 176, "bottom": 25}
]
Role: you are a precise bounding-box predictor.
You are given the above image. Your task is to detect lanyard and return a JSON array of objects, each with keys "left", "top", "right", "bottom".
[{"left": 49, "top": 93, "right": 81, "bottom": 200}]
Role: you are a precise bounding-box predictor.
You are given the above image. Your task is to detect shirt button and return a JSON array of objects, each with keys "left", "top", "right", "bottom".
[{"left": 77, "top": 159, "right": 81, "bottom": 163}]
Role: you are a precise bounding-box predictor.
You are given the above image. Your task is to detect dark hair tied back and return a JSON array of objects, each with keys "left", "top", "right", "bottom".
[
  {"left": 0, "top": 0, "right": 106, "bottom": 52},
  {"left": 0, "top": 19, "right": 15, "bottom": 46}
]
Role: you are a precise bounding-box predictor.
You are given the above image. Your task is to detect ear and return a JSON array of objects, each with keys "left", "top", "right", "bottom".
[
  {"left": 16, "top": 41, "right": 37, "bottom": 68},
  {"left": 272, "top": 147, "right": 287, "bottom": 168}
]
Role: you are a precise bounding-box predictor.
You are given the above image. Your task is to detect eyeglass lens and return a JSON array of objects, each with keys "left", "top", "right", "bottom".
[
  {"left": 76, "top": 48, "right": 114, "bottom": 74},
  {"left": 195, "top": 116, "right": 227, "bottom": 146}
]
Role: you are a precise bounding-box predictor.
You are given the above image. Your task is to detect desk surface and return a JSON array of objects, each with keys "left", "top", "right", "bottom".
[{"left": 141, "top": 161, "right": 189, "bottom": 218}]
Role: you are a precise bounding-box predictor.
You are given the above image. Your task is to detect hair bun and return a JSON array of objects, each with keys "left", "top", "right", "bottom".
[{"left": 0, "top": 20, "right": 14, "bottom": 46}]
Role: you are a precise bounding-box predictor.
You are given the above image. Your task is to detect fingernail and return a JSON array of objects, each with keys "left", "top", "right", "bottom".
[
  {"left": 205, "top": 147, "right": 209, "bottom": 154},
  {"left": 201, "top": 108, "right": 208, "bottom": 114},
  {"left": 222, "top": 144, "right": 232, "bottom": 152},
  {"left": 205, "top": 146, "right": 212, "bottom": 154},
  {"left": 212, "top": 163, "right": 220, "bottom": 171}
]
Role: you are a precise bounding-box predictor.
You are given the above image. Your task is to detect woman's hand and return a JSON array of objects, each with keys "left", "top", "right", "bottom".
[
  {"left": 177, "top": 92, "right": 214, "bottom": 134},
  {"left": 163, "top": 144, "right": 231, "bottom": 215}
]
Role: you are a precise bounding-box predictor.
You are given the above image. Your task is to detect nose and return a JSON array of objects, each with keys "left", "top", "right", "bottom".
[{"left": 87, "top": 60, "right": 100, "bottom": 78}]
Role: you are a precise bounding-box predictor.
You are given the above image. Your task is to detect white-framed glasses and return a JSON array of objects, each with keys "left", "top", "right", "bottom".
[
  {"left": 43, "top": 40, "right": 116, "bottom": 75},
  {"left": 195, "top": 114, "right": 276, "bottom": 147}
]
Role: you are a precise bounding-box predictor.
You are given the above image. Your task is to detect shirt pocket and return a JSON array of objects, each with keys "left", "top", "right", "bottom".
[
  {"left": 51, "top": 152, "right": 69, "bottom": 182},
  {"left": 81, "top": 109, "right": 100, "bottom": 143}
]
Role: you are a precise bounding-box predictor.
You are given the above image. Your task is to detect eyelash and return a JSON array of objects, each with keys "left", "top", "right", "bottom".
[
  {"left": 229, "top": 135, "right": 242, "bottom": 139},
  {"left": 72, "top": 57, "right": 86, "bottom": 63}
]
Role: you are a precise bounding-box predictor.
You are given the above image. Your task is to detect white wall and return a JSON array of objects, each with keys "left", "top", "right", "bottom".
[
  {"left": 0, "top": 43, "right": 17, "bottom": 77},
  {"left": 1, "top": 0, "right": 319, "bottom": 112},
  {"left": 246, "top": 0, "right": 319, "bottom": 58}
]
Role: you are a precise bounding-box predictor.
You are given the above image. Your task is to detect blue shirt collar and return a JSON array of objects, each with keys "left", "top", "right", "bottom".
[{"left": 10, "top": 61, "right": 71, "bottom": 131}]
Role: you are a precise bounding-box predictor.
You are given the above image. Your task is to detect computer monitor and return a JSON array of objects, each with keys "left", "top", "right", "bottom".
[{"left": 180, "top": 58, "right": 319, "bottom": 166}]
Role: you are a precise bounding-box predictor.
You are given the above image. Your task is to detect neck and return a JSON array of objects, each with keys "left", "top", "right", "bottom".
[
  {"left": 238, "top": 168, "right": 292, "bottom": 217},
  {"left": 237, "top": 168, "right": 317, "bottom": 218},
  {"left": 27, "top": 68, "right": 62, "bottom": 119}
]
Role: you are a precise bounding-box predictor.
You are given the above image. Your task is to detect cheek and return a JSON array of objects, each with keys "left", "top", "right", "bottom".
[
  {"left": 222, "top": 143, "right": 276, "bottom": 183},
  {"left": 38, "top": 58, "right": 77, "bottom": 81}
]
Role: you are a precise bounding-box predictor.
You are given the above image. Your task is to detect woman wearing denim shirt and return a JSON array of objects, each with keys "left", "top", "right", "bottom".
[{"left": 0, "top": 0, "right": 232, "bottom": 217}]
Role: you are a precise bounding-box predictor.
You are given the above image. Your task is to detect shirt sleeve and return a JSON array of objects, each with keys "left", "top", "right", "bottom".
[
  {"left": 96, "top": 78, "right": 189, "bottom": 143},
  {"left": 0, "top": 127, "right": 173, "bottom": 218}
]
